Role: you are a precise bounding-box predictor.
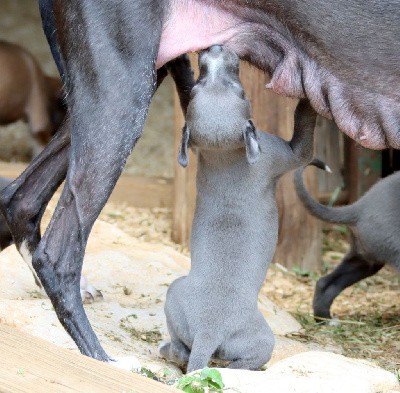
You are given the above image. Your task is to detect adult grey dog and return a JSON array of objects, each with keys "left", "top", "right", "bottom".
[
  {"left": 0, "top": 0, "right": 398, "bottom": 363},
  {"left": 0, "top": 178, "right": 12, "bottom": 250},
  {"left": 160, "top": 45, "right": 317, "bottom": 372},
  {"left": 295, "top": 164, "right": 400, "bottom": 320}
]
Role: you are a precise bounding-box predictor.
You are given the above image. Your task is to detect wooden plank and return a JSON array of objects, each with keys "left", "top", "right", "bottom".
[
  {"left": 0, "top": 324, "right": 177, "bottom": 393},
  {"left": 0, "top": 162, "right": 26, "bottom": 178},
  {"left": 0, "top": 161, "right": 173, "bottom": 208},
  {"left": 111, "top": 175, "right": 172, "bottom": 208}
]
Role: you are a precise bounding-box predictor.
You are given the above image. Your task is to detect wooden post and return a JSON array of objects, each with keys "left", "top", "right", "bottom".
[
  {"left": 315, "top": 118, "right": 344, "bottom": 194},
  {"left": 172, "top": 54, "right": 199, "bottom": 245},
  {"left": 239, "top": 64, "right": 321, "bottom": 270},
  {"left": 345, "top": 137, "right": 382, "bottom": 203},
  {"left": 172, "top": 89, "right": 197, "bottom": 244}
]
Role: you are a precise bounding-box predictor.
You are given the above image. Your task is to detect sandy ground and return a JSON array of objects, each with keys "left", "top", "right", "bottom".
[{"left": 98, "top": 202, "right": 400, "bottom": 373}]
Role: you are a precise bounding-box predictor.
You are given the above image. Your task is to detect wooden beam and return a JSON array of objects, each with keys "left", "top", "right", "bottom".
[
  {"left": 0, "top": 324, "right": 178, "bottom": 393},
  {"left": 0, "top": 161, "right": 173, "bottom": 208}
]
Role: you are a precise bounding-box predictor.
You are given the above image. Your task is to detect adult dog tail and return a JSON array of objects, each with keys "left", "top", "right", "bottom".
[{"left": 294, "top": 159, "right": 359, "bottom": 225}]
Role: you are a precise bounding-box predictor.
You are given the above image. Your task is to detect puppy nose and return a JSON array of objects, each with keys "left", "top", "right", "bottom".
[{"left": 209, "top": 45, "right": 223, "bottom": 54}]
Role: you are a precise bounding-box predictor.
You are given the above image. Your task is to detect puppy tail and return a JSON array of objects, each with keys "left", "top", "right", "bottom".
[
  {"left": 294, "top": 159, "right": 359, "bottom": 225},
  {"left": 187, "top": 333, "right": 220, "bottom": 373}
]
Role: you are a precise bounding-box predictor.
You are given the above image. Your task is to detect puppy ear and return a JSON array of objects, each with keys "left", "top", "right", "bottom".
[
  {"left": 244, "top": 120, "right": 261, "bottom": 164},
  {"left": 178, "top": 124, "right": 191, "bottom": 167}
]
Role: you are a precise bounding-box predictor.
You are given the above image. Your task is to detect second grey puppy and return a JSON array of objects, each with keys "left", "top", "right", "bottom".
[
  {"left": 160, "top": 45, "right": 317, "bottom": 372},
  {"left": 295, "top": 163, "right": 400, "bottom": 320}
]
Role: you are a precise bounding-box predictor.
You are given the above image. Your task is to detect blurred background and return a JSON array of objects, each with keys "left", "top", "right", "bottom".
[{"left": 0, "top": 0, "right": 175, "bottom": 178}]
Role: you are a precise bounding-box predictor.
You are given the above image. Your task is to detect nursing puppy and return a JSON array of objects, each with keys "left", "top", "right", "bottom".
[
  {"left": 295, "top": 163, "right": 400, "bottom": 320},
  {"left": 160, "top": 45, "right": 317, "bottom": 372}
]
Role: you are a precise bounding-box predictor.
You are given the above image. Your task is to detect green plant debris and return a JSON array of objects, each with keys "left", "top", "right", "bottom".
[
  {"left": 177, "top": 368, "right": 225, "bottom": 393},
  {"left": 27, "top": 290, "right": 45, "bottom": 299},
  {"left": 120, "top": 317, "right": 162, "bottom": 344},
  {"left": 138, "top": 367, "right": 160, "bottom": 381},
  {"left": 104, "top": 331, "right": 122, "bottom": 342},
  {"left": 123, "top": 286, "right": 132, "bottom": 295},
  {"left": 16, "top": 368, "right": 25, "bottom": 376},
  {"left": 291, "top": 266, "right": 319, "bottom": 281},
  {"left": 107, "top": 210, "right": 124, "bottom": 219},
  {"left": 288, "top": 311, "right": 400, "bottom": 374}
]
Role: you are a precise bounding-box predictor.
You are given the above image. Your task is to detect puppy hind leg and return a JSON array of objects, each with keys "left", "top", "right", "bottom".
[
  {"left": 226, "top": 336, "right": 274, "bottom": 370},
  {"left": 160, "top": 340, "right": 190, "bottom": 369},
  {"left": 223, "top": 317, "right": 275, "bottom": 370},
  {"left": 313, "top": 252, "right": 384, "bottom": 321}
]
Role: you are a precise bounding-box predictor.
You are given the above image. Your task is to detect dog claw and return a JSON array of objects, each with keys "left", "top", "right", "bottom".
[
  {"left": 80, "top": 275, "right": 103, "bottom": 304},
  {"left": 81, "top": 290, "right": 95, "bottom": 304}
]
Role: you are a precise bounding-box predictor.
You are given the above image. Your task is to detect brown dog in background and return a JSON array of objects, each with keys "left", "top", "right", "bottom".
[{"left": 0, "top": 40, "right": 65, "bottom": 156}]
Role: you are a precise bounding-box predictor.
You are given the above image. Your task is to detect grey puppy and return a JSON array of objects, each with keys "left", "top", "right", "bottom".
[
  {"left": 295, "top": 163, "right": 400, "bottom": 320},
  {"left": 160, "top": 45, "right": 317, "bottom": 372}
]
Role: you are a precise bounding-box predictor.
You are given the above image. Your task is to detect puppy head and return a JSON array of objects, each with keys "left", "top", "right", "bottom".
[{"left": 183, "top": 45, "right": 258, "bottom": 158}]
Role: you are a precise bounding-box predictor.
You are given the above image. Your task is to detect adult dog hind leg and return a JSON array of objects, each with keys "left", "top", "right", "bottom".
[{"left": 0, "top": 121, "right": 69, "bottom": 286}]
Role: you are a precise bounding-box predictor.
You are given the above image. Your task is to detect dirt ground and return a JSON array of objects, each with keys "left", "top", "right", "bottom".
[{"left": 99, "top": 203, "right": 400, "bottom": 374}]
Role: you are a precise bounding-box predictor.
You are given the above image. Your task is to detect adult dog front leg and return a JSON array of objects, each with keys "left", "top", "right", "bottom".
[{"left": 31, "top": 1, "right": 163, "bottom": 360}]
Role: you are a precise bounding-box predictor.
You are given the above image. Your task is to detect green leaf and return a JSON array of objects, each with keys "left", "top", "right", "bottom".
[
  {"left": 177, "top": 376, "right": 195, "bottom": 388},
  {"left": 200, "top": 368, "right": 224, "bottom": 389}
]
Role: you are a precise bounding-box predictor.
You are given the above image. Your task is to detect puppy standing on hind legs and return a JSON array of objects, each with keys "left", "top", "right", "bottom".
[{"left": 160, "top": 45, "right": 318, "bottom": 372}]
